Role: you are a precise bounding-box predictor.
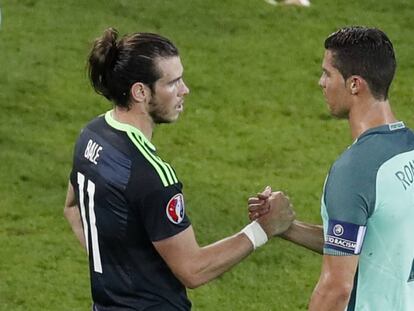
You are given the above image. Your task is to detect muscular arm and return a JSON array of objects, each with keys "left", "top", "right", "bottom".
[
  {"left": 63, "top": 182, "right": 87, "bottom": 250},
  {"left": 154, "top": 191, "right": 295, "bottom": 289},
  {"left": 281, "top": 220, "right": 324, "bottom": 254},
  {"left": 308, "top": 255, "right": 358, "bottom": 311},
  {"left": 153, "top": 226, "right": 253, "bottom": 289}
]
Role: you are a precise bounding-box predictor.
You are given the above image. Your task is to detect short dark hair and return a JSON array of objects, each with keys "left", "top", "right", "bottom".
[
  {"left": 324, "top": 26, "right": 396, "bottom": 100},
  {"left": 88, "top": 28, "right": 179, "bottom": 108}
]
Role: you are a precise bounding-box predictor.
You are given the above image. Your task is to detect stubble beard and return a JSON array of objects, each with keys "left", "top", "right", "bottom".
[
  {"left": 327, "top": 99, "right": 349, "bottom": 120},
  {"left": 148, "top": 98, "right": 175, "bottom": 124}
]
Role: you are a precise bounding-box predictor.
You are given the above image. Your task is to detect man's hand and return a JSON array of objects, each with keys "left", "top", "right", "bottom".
[
  {"left": 248, "top": 186, "right": 272, "bottom": 221},
  {"left": 255, "top": 191, "right": 295, "bottom": 238}
]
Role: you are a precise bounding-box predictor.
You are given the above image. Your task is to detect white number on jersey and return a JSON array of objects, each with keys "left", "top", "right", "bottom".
[{"left": 77, "top": 172, "right": 103, "bottom": 274}]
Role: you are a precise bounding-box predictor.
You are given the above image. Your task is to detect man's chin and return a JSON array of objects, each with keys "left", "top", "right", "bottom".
[
  {"left": 153, "top": 115, "right": 179, "bottom": 124},
  {"left": 330, "top": 110, "right": 349, "bottom": 120}
]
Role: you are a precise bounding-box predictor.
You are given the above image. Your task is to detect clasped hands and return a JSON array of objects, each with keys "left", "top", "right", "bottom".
[{"left": 248, "top": 186, "right": 295, "bottom": 238}]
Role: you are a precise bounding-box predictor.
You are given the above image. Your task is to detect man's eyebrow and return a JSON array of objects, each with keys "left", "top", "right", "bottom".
[{"left": 168, "top": 75, "right": 183, "bottom": 83}]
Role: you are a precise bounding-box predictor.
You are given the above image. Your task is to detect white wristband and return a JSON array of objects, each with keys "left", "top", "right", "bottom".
[{"left": 241, "top": 221, "right": 268, "bottom": 250}]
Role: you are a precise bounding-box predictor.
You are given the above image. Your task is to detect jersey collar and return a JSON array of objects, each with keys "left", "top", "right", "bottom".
[
  {"left": 354, "top": 121, "right": 406, "bottom": 144},
  {"left": 104, "top": 110, "right": 156, "bottom": 151}
]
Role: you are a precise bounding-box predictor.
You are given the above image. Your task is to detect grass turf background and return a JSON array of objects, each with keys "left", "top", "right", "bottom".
[{"left": 1, "top": 0, "right": 413, "bottom": 310}]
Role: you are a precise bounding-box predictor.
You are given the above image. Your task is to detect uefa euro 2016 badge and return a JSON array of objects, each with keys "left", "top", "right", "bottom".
[{"left": 166, "top": 193, "right": 185, "bottom": 224}]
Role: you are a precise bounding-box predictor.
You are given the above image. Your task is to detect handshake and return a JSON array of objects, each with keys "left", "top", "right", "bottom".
[{"left": 247, "top": 186, "right": 296, "bottom": 241}]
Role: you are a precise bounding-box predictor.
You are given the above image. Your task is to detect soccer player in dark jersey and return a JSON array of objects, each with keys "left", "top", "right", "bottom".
[
  {"left": 64, "top": 28, "right": 295, "bottom": 311},
  {"left": 249, "top": 26, "right": 414, "bottom": 310}
]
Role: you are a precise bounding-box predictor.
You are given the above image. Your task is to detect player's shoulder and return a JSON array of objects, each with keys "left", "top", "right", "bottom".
[
  {"left": 127, "top": 158, "right": 183, "bottom": 207},
  {"left": 129, "top": 149, "right": 180, "bottom": 192},
  {"left": 78, "top": 111, "right": 181, "bottom": 191},
  {"left": 332, "top": 122, "right": 413, "bottom": 175},
  {"left": 76, "top": 113, "right": 133, "bottom": 158},
  {"left": 107, "top": 118, "right": 180, "bottom": 190},
  {"left": 82, "top": 113, "right": 106, "bottom": 132}
]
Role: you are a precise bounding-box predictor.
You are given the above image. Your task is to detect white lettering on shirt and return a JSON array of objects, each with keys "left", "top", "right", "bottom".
[{"left": 84, "top": 139, "right": 103, "bottom": 165}]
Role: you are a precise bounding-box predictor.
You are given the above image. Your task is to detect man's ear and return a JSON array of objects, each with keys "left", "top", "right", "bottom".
[
  {"left": 348, "top": 76, "right": 365, "bottom": 95},
  {"left": 130, "top": 82, "right": 150, "bottom": 103}
]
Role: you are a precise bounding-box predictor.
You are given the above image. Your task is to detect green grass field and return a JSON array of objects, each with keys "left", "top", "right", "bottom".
[{"left": 1, "top": 0, "right": 413, "bottom": 310}]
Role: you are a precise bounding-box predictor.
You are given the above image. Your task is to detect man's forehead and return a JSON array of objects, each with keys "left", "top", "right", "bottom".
[
  {"left": 322, "top": 50, "right": 335, "bottom": 67},
  {"left": 155, "top": 56, "right": 183, "bottom": 78}
]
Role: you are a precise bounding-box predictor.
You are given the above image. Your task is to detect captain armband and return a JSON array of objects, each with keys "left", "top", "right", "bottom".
[{"left": 324, "top": 219, "right": 367, "bottom": 255}]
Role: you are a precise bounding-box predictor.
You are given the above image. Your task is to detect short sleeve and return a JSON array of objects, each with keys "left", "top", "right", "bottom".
[
  {"left": 324, "top": 166, "right": 371, "bottom": 226},
  {"left": 141, "top": 185, "right": 191, "bottom": 242},
  {"left": 322, "top": 152, "right": 376, "bottom": 255}
]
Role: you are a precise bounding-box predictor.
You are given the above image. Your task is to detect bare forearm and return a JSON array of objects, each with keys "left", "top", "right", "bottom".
[
  {"left": 64, "top": 182, "right": 86, "bottom": 250},
  {"left": 154, "top": 226, "right": 255, "bottom": 289},
  {"left": 187, "top": 233, "right": 253, "bottom": 288},
  {"left": 281, "top": 220, "right": 324, "bottom": 254},
  {"left": 64, "top": 206, "right": 87, "bottom": 250},
  {"left": 308, "top": 281, "right": 351, "bottom": 311},
  {"left": 198, "top": 234, "right": 253, "bottom": 282}
]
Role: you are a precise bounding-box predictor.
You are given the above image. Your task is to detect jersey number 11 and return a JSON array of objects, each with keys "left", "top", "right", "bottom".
[{"left": 77, "top": 172, "right": 103, "bottom": 274}]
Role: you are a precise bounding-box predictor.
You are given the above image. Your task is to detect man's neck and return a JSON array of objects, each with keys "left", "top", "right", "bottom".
[
  {"left": 112, "top": 106, "right": 154, "bottom": 141},
  {"left": 348, "top": 97, "right": 397, "bottom": 140}
]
